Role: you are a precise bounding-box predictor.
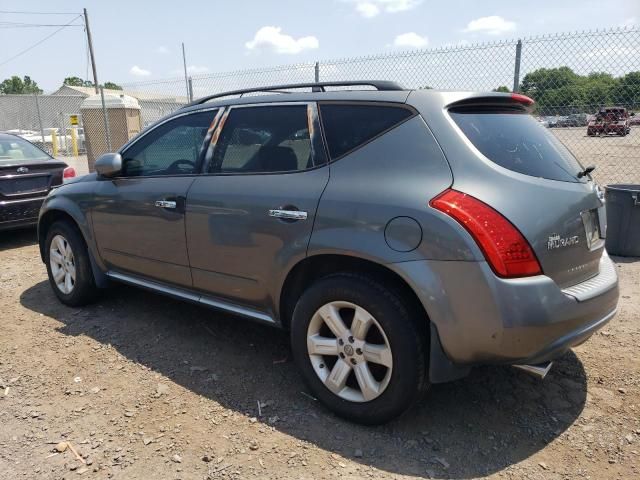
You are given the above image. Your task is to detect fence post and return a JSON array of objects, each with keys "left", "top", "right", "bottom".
[
  {"left": 51, "top": 130, "right": 58, "bottom": 157},
  {"left": 33, "top": 93, "right": 45, "bottom": 143},
  {"left": 513, "top": 39, "right": 522, "bottom": 93},
  {"left": 188, "top": 76, "right": 194, "bottom": 102},
  {"left": 314, "top": 61, "right": 320, "bottom": 83},
  {"left": 100, "top": 86, "right": 112, "bottom": 152}
]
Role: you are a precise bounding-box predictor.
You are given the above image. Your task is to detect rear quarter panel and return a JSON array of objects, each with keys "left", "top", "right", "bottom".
[{"left": 309, "top": 114, "right": 475, "bottom": 263}]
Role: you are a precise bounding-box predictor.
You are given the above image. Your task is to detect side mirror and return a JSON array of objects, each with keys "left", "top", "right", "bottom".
[{"left": 95, "top": 153, "right": 122, "bottom": 177}]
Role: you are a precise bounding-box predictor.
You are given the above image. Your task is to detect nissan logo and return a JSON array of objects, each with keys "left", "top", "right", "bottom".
[{"left": 16, "top": 167, "right": 29, "bottom": 174}]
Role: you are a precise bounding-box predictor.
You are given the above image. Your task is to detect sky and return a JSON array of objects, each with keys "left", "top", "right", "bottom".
[{"left": 0, "top": 0, "right": 639, "bottom": 92}]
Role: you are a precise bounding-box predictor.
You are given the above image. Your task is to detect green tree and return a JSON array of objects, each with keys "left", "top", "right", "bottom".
[
  {"left": 103, "top": 81, "right": 123, "bottom": 90},
  {"left": 63, "top": 76, "right": 85, "bottom": 87},
  {"left": 611, "top": 71, "right": 640, "bottom": 109},
  {"left": 0, "top": 75, "right": 43, "bottom": 94},
  {"left": 62, "top": 77, "right": 123, "bottom": 91},
  {"left": 493, "top": 85, "right": 510, "bottom": 93}
]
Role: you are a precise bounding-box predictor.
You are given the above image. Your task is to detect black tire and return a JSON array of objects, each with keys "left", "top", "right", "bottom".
[
  {"left": 290, "top": 273, "right": 428, "bottom": 425},
  {"left": 44, "top": 220, "right": 97, "bottom": 306}
]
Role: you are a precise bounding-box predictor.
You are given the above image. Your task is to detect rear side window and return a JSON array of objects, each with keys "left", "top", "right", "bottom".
[
  {"left": 211, "top": 105, "right": 314, "bottom": 173},
  {"left": 319, "top": 104, "right": 414, "bottom": 159},
  {"left": 450, "top": 109, "right": 584, "bottom": 182}
]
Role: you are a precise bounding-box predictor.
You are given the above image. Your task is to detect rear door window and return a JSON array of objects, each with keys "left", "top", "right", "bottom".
[
  {"left": 319, "top": 103, "right": 414, "bottom": 160},
  {"left": 210, "top": 105, "right": 320, "bottom": 174},
  {"left": 450, "top": 109, "right": 584, "bottom": 182}
]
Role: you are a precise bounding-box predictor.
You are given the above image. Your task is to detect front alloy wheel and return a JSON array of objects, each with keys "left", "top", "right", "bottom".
[
  {"left": 45, "top": 220, "right": 98, "bottom": 306},
  {"left": 49, "top": 234, "right": 76, "bottom": 294}
]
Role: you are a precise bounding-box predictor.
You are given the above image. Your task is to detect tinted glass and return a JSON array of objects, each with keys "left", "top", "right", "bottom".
[
  {"left": 121, "top": 111, "right": 215, "bottom": 177},
  {"left": 211, "top": 105, "right": 312, "bottom": 173},
  {"left": 450, "top": 110, "right": 584, "bottom": 182},
  {"left": 319, "top": 104, "right": 414, "bottom": 159},
  {"left": 0, "top": 135, "right": 51, "bottom": 162}
]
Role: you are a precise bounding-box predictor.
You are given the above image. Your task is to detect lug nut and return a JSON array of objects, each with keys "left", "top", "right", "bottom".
[
  {"left": 338, "top": 339, "right": 344, "bottom": 346},
  {"left": 356, "top": 348, "right": 363, "bottom": 355},
  {"left": 339, "top": 352, "right": 345, "bottom": 359},
  {"left": 350, "top": 358, "right": 357, "bottom": 365},
  {"left": 348, "top": 336, "right": 354, "bottom": 343}
]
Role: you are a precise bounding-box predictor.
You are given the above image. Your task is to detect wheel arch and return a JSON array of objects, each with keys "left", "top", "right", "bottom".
[
  {"left": 278, "top": 253, "right": 471, "bottom": 384},
  {"left": 38, "top": 204, "right": 109, "bottom": 288}
]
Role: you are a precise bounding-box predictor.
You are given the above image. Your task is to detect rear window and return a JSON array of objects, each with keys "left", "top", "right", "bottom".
[
  {"left": 320, "top": 104, "right": 414, "bottom": 160},
  {"left": 0, "top": 136, "right": 51, "bottom": 162},
  {"left": 450, "top": 109, "right": 584, "bottom": 182}
]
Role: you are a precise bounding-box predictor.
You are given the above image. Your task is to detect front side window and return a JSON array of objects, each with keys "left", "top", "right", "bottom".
[
  {"left": 121, "top": 110, "right": 215, "bottom": 177},
  {"left": 210, "top": 105, "right": 314, "bottom": 174}
]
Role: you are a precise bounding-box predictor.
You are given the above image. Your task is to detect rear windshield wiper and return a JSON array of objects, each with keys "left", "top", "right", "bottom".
[{"left": 577, "top": 165, "right": 596, "bottom": 178}]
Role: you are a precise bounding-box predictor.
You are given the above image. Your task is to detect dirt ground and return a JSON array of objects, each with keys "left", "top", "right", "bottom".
[{"left": 0, "top": 229, "right": 638, "bottom": 480}]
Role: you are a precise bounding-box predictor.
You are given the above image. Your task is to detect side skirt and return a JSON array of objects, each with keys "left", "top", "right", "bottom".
[{"left": 105, "top": 270, "right": 277, "bottom": 326}]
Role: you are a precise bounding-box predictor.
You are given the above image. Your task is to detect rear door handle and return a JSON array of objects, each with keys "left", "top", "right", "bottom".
[
  {"left": 155, "top": 200, "right": 177, "bottom": 209},
  {"left": 268, "top": 209, "right": 308, "bottom": 221}
]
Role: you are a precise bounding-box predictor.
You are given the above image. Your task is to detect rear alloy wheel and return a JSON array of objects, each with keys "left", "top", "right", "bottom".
[
  {"left": 307, "top": 301, "right": 393, "bottom": 403},
  {"left": 291, "top": 273, "right": 428, "bottom": 424},
  {"left": 45, "top": 221, "right": 97, "bottom": 306}
]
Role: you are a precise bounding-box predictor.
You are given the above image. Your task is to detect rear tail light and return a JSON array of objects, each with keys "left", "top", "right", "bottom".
[
  {"left": 430, "top": 189, "right": 542, "bottom": 278},
  {"left": 63, "top": 167, "right": 76, "bottom": 180}
]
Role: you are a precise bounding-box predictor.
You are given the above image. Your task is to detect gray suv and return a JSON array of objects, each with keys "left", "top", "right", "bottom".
[{"left": 38, "top": 81, "right": 619, "bottom": 424}]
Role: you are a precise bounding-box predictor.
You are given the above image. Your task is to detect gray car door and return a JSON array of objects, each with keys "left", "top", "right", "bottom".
[
  {"left": 185, "top": 103, "right": 329, "bottom": 314},
  {"left": 92, "top": 110, "right": 217, "bottom": 287}
]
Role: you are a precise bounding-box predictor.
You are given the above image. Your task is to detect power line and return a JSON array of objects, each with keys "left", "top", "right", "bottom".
[
  {"left": 0, "top": 23, "right": 83, "bottom": 28},
  {"left": 0, "top": 14, "right": 83, "bottom": 68},
  {"left": 0, "top": 10, "right": 80, "bottom": 15}
]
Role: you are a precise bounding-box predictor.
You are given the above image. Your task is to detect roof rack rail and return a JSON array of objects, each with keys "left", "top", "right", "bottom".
[{"left": 181, "top": 80, "right": 405, "bottom": 109}]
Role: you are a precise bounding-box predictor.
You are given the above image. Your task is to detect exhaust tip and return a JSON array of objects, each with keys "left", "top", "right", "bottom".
[{"left": 513, "top": 361, "right": 553, "bottom": 380}]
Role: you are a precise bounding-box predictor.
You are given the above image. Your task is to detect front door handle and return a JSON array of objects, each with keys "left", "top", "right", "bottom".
[
  {"left": 268, "top": 209, "right": 308, "bottom": 221},
  {"left": 155, "top": 200, "right": 177, "bottom": 209}
]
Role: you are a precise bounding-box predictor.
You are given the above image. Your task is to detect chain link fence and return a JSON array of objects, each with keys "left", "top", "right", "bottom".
[{"left": 1, "top": 27, "right": 639, "bottom": 183}]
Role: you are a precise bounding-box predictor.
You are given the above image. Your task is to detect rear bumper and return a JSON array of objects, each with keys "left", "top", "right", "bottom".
[
  {"left": 391, "top": 251, "right": 619, "bottom": 366},
  {"left": 0, "top": 196, "right": 46, "bottom": 230}
]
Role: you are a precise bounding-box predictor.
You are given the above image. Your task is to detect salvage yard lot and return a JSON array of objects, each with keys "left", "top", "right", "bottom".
[{"left": 0, "top": 231, "right": 639, "bottom": 480}]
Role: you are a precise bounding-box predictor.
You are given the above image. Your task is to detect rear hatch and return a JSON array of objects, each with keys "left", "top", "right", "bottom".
[{"left": 445, "top": 96, "right": 604, "bottom": 288}]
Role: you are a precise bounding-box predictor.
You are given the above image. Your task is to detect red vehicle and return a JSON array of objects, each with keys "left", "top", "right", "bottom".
[{"left": 587, "top": 107, "right": 632, "bottom": 136}]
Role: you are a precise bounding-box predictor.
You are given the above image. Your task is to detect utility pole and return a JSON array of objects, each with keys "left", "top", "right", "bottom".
[
  {"left": 84, "top": 8, "right": 99, "bottom": 94},
  {"left": 182, "top": 43, "right": 190, "bottom": 101}
]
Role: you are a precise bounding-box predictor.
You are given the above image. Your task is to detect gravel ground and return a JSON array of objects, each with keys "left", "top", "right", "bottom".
[{"left": 0, "top": 229, "right": 638, "bottom": 480}]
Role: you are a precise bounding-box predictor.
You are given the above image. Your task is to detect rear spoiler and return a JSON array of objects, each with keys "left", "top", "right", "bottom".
[{"left": 447, "top": 93, "right": 535, "bottom": 113}]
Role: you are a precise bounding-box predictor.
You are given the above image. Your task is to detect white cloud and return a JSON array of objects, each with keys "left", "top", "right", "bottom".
[
  {"left": 393, "top": 32, "right": 428, "bottom": 48},
  {"left": 356, "top": 2, "right": 380, "bottom": 18},
  {"left": 129, "top": 65, "right": 151, "bottom": 76},
  {"left": 245, "top": 26, "right": 319, "bottom": 54},
  {"left": 464, "top": 15, "right": 516, "bottom": 35},
  {"left": 351, "top": 0, "right": 422, "bottom": 18},
  {"left": 156, "top": 46, "right": 170, "bottom": 54}
]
